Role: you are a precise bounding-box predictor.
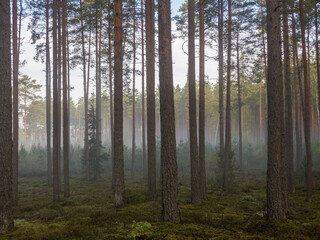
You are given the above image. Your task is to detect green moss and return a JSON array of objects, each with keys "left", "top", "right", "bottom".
[{"left": 1, "top": 173, "right": 320, "bottom": 239}]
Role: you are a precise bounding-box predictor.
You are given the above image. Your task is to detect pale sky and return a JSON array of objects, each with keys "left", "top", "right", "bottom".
[{"left": 20, "top": 0, "right": 218, "bottom": 103}]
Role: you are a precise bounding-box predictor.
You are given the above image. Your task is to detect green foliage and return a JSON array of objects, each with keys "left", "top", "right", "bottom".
[
  {"left": 214, "top": 148, "right": 236, "bottom": 188},
  {"left": 130, "top": 221, "right": 152, "bottom": 239},
  {"left": 82, "top": 103, "right": 109, "bottom": 180}
]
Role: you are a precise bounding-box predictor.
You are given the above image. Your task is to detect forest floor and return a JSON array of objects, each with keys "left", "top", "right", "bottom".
[{"left": 1, "top": 172, "right": 320, "bottom": 239}]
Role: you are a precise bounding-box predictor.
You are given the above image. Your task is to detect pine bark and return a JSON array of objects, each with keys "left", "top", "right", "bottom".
[
  {"left": 292, "top": 10, "right": 302, "bottom": 174},
  {"left": 62, "top": 0, "right": 69, "bottom": 197},
  {"left": 223, "top": 0, "right": 232, "bottom": 192},
  {"left": 188, "top": 0, "right": 201, "bottom": 204},
  {"left": 80, "top": 0, "right": 89, "bottom": 181},
  {"left": 316, "top": 2, "right": 320, "bottom": 116},
  {"left": 57, "top": 0, "right": 62, "bottom": 190},
  {"left": 0, "top": 0, "right": 14, "bottom": 231},
  {"left": 266, "top": 0, "right": 287, "bottom": 220},
  {"left": 199, "top": 0, "right": 206, "bottom": 199},
  {"left": 158, "top": 0, "right": 180, "bottom": 223},
  {"left": 95, "top": 0, "right": 102, "bottom": 180},
  {"left": 114, "top": 0, "right": 124, "bottom": 206},
  {"left": 131, "top": 0, "right": 136, "bottom": 178},
  {"left": 141, "top": 0, "right": 146, "bottom": 179},
  {"left": 12, "top": 0, "right": 19, "bottom": 205},
  {"left": 52, "top": 0, "right": 60, "bottom": 201},
  {"left": 146, "top": 0, "right": 156, "bottom": 199},
  {"left": 236, "top": 22, "right": 242, "bottom": 171},
  {"left": 108, "top": 0, "right": 114, "bottom": 187},
  {"left": 283, "top": 0, "right": 294, "bottom": 195},
  {"left": 299, "top": 0, "right": 312, "bottom": 202},
  {"left": 46, "top": 0, "right": 52, "bottom": 187},
  {"left": 218, "top": 0, "right": 224, "bottom": 155}
]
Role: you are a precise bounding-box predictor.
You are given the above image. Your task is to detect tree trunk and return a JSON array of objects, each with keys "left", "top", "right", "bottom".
[
  {"left": 283, "top": 0, "right": 294, "bottom": 195},
  {"left": 62, "top": 0, "right": 69, "bottom": 197},
  {"left": 316, "top": 2, "right": 320, "bottom": 117},
  {"left": 57, "top": 0, "right": 62, "bottom": 191},
  {"left": 266, "top": 0, "right": 287, "bottom": 220},
  {"left": 52, "top": 0, "right": 60, "bottom": 201},
  {"left": 131, "top": 0, "right": 136, "bottom": 178},
  {"left": 299, "top": 0, "right": 312, "bottom": 203},
  {"left": 199, "top": 0, "right": 206, "bottom": 199},
  {"left": 114, "top": 0, "right": 124, "bottom": 207},
  {"left": 218, "top": 0, "right": 224, "bottom": 155},
  {"left": 292, "top": 10, "right": 302, "bottom": 175},
  {"left": 80, "top": 0, "right": 89, "bottom": 181},
  {"left": 0, "top": 0, "right": 14, "bottom": 231},
  {"left": 141, "top": 0, "right": 146, "bottom": 179},
  {"left": 146, "top": 0, "right": 156, "bottom": 199},
  {"left": 46, "top": 0, "right": 52, "bottom": 187},
  {"left": 188, "top": 0, "right": 201, "bottom": 204},
  {"left": 260, "top": 2, "right": 268, "bottom": 144},
  {"left": 12, "top": 0, "right": 19, "bottom": 205},
  {"left": 107, "top": 0, "right": 114, "bottom": 188},
  {"left": 223, "top": 0, "right": 232, "bottom": 192},
  {"left": 95, "top": 0, "right": 102, "bottom": 180},
  {"left": 236, "top": 22, "right": 242, "bottom": 171},
  {"left": 158, "top": 0, "right": 180, "bottom": 223}
]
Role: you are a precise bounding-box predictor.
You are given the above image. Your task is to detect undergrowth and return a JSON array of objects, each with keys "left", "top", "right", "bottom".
[{"left": 1, "top": 172, "right": 320, "bottom": 239}]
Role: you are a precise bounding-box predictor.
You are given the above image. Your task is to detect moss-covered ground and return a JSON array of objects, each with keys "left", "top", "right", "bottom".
[{"left": 1, "top": 172, "right": 320, "bottom": 239}]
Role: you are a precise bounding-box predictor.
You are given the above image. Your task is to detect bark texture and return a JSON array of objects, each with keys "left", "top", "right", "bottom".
[
  {"left": 114, "top": 0, "right": 124, "bottom": 207},
  {"left": 146, "top": 0, "right": 156, "bottom": 199},
  {"left": 266, "top": 0, "right": 288, "bottom": 220},
  {"left": 299, "top": 0, "right": 312, "bottom": 202},
  {"left": 188, "top": 0, "right": 201, "bottom": 204},
  {"left": 158, "top": 0, "right": 180, "bottom": 223},
  {"left": 62, "top": 0, "right": 70, "bottom": 197},
  {"left": 283, "top": 0, "right": 294, "bottom": 195},
  {"left": 223, "top": 0, "right": 232, "bottom": 192},
  {"left": 0, "top": 0, "right": 14, "bottom": 231},
  {"left": 199, "top": 0, "right": 206, "bottom": 199}
]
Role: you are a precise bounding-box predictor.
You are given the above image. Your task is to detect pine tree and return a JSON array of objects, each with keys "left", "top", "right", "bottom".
[{"left": 0, "top": 0, "right": 14, "bottom": 231}]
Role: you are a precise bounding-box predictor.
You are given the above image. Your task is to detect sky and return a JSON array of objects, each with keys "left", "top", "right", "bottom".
[{"left": 20, "top": 0, "right": 218, "bottom": 103}]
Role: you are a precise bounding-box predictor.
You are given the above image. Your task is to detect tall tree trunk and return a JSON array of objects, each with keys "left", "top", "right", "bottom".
[
  {"left": 218, "top": 0, "right": 224, "bottom": 154},
  {"left": 80, "top": 0, "right": 89, "bottom": 181},
  {"left": 107, "top": 0, "right": 114, "bottom": 188},
  {"left": 266, "top": 0, "right": 287, "bottom": 220},
  {"left": 188, "top": 0, "right": 201, "bottom": 204},
  {"left": 260, "top": 2, "right": 268, "bottom": 143},
  {"left": 52, "top": 0, "right": 60, "bottom": 201},
  {"left": 114, "top": 0, "right": 124, "bottom": 207},
  {"left": 316, "top": 1, "right": 320, "bottom": 115},
  {"left": 12, "top": 0, "right": 19, "bottom": 205},
  {"left": 57, "top": 0, "right": 62, "bottom": 192},
  {"left": 131, "top": 0, "right": 136, "bottom": 178},
  {"left": 299, "top": 0, "right": 312, "bottom": 202},
  {"left": 158, "top": 0, "right": 180, "bottom": 223},
  {"left": 292, "top": 10, "right": 302, "bottom": 175},
  {"left": 62, "top": 0, "right": 69, "bottom": 197},
  {"left": 283, "top": 0, "right": 294, "bottom": 195},
  {"left": 199, "top": 0, "right": 206, "bottom": 199},
  {"left": 141, "top": 0, "right": 146, "bottom": 179},
  {"left": 223, "top": 0, "right": 232, "bottom": 192},
  {"left": 95, "top": 0, "right": 102, "bottom": 180},
  {"left": 0, "top": 0, "right": 14, "bottom": 230},
  {"left": 46, "top": 0, "right": 52, "bottom": 187},
  {"left": 236, "top": 22, "right": 242, "bottom": 171},
  {"left": 146, "top": 0, "right": 156, "bottom": 199},
  {"left": 292, "top": 9, "right": 304, "bottom": 171}
]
